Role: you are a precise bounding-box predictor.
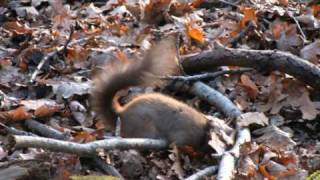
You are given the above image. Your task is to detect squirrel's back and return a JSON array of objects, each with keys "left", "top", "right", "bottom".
[{"left": 119, "top": 93, "right": 208, "bottom": 146}]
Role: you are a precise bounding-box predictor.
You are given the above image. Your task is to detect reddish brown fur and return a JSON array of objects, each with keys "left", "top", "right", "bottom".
[{"left": 92, "top": 37, "right": 208, "bottom": 147}]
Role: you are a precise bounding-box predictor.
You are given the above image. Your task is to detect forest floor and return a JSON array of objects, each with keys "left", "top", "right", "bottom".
[{"left": 0, "top": 0, "right": 320, "bottom": 179}]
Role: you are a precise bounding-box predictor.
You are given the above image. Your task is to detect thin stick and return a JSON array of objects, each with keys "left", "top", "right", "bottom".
[
  {"left": 92, "top": 157, "right": 124, "bottom": 179},
  {"left": 25, "top": 119, "right": 68, "bottom": 140},
  {"left": 185, "top": 166, "right": 218, "bottom": 180},
  {"left": 0, "top": 122, "right": 36, "bottom": 136},
  {"left": 8, "top": 135, "right": 168, "bottom": 157},
  {"left": 288, "top": 12, "right": 307, "bottom": 41},
  {"left": 191, "top": 82, "right": 241, "bottom": 119},
  {"left": 61, "top": 26, "right": 74, "bottom": 56},
  {"left": 161, "top": 68, "right": 252, "bottom": 81}
]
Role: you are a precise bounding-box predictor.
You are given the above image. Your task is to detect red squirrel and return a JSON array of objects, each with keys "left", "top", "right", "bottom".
[{"left": 92, "top": 37, "right": 209, "bottom": 148}]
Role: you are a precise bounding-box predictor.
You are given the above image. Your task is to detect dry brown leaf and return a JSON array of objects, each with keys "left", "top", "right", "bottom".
[
  {"left": 253, "top": 126, "right": 296, "bottom": 150},
  {"left": 8, "top": 106, "right": 32, "bottom": 121},
  {"left": 297, "top": 92, "right": 319, "bottom": 120},
  {"left": 2, "top": 21, "right": 32, "bottom": 34},
  {"left": 300, "top": 40, "right": 320, "bottom": 64},
  {"left": 208, "top": 131, "right": 226, "bottom": 154},
  {"left": 259, "top": 163, "right": 276, "bottom": 180},
  {"left": 143, "top": 0, "right": 171, "bottom": 25},
  {"left": 191, "top": 0, "right": 204, "bottom": 8},
  {"left": 186, "top": 22, "right": 205, "bottom": 43},
  {"left": 73, "top": 131, "right": 96, "bottom": 143},
  {"left": 240, "top": 6, "right": 257, "bottom": 28},
  {"left": 238, "top": 112, "right": 269, "bottom": 127},
  {"left": 170, "top": 1, "right": 193, "bottom": 16},
  {"left": 20, "top": 99, "right": 62, "bottom": 110},
  {"left": 277, "top": 24, "right": 303, "bottom": 54},
  {"left": 311, "top": 4, "right": 320, "bottom": 17},
  {"left": 67, "top": 45, "right": 90, "bottom": 63},
  {"left": 34, "top": 105, "right": 62, "bottom": 118},
  {"left": 237, "top": 156, "right": 257, "bottom": 178},
  {"left": 240, "top": 74, "right": 259, "bottom": 99},
  {"left": 278, "top": 0, "right": 288, "bottom": 6}
]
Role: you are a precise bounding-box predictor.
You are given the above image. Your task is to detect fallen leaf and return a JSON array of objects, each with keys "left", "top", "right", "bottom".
[
  {"left": 186, "top": 22, "right": 204, "bottom": 43},
  {"left": 208, "top": 131, "right": 226, "bottom": 154},
  {"left": 300, "top": 40, "right": 320, "bottom": 64},
  {"left": 237, "top": 156, "right": 257, "bottom": 178},
  {"left": 238, "top": 112, "right": 269, "bottom": 127},
  {"left": 8, "top": 106, "right": 32, "bottom": 121},
  {"left": 20, "top": 99, "right": 63, "bottom": 111},
  {"left": 240, "top": 6, "right": 257, "bottom": 28},
  {"left": 73, "top": 131, "right": 96, "bottom": 143},
  {"left": 2, "top": 21, "right": 32, "bottom": 34},
  {"left": 240, "top": 74, "right": 259, "bottom": 99},
  {"left": 253, "top": 125, "right": 296, "bottom": 150},
  {"left": 277, "top": 24, "right": 303, "bottom": 54},
  {"left": 34, "top": 105, "right": 62, "bottom": 118},
  {"left": 259, "top": 163, "right": 276, "bottom": 180},
  {"left": 297, "top": 92, "right": 319, "bottom": 120}
]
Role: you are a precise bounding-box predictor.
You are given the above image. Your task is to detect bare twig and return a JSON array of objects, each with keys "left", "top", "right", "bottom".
[
  {"left": 191, "top": 82, "right": 241, "bottom": 119},
  {"left": 92, "top": 157, "right": 124, "bottom": 179},
  {"left": 61, "top": 26, "right": 74, "bottom": 56},
  {"left": 216, "top": 128, "right": 250, "bottom": 180},
  {"left": 288, "top": 12, "right": 307, "bottom": 41},
  {"left": 0, "top": 122, "right": 36, "bottom": 136},
  {"left": 161, "top": 68, "right": 252, "bottom": 81},
  {"left": 25, "top": 119, "right": 68, "bottom": 140},
  {"left": 182, "top": 42, "right": 320, "bottom": 89},
  {"left": 218, "top": 0, "right": 238, "bottom": 7},
  {"left": 185, "top": 166, "right": 218, "bottom": 180},
  {"left": 30, "top": 50, "right": 58, "bottom": 83},
  {"left": 24, "top": 120, "right": 121, "bottom": 177},
  {"left": 8, "top": 136, "right": 168, "bottom": 157}
]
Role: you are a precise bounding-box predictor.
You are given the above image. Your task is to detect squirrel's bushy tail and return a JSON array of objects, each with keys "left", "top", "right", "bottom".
[{"left": 92, "top": 37, "right": 178, "bottom": 128}]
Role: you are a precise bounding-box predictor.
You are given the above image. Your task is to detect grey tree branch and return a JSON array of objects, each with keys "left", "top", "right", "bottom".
[
  {"left": 25, "top": 119, "right": 68, "bottom": 140},
  {"left": 161, "top": 68, "right": 252, "bottom": 82},
  {"left": 185, "top": 166, "right": 218, "bottom": 180},
  {"left": 190, "top": 81, "right": 250, "bottom": 180},
  {"left": 7, "top": 135, "right": 168, "bottom": 157},
  {"left": 191, "top": 82, "right": 241, "bottom": 119},
  {"left": 181, "top": 42, "right": 320, "bottom": 89}
]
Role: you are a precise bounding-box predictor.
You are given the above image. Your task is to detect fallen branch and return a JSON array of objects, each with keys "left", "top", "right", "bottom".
[
  {"left": 7, "top": 136, "right": 168, "bottom": 156},
  {"left": 216, "top": 128, "right": 251, "bottom": 180},
  {"left": 25, "top": 119, "right": 68, "bottom": 140},
  {"left": 25, "top": 120, "right": 122, "bottom": 178},
  {"left": 185, "top": 166, "right": 218, "bottom": 180},
  {"left": 190, "top": 81, "right": 250, "bottom": 180},
  {"left": 0, "top": 122, "right": 36, "bottom": 136},
  {"left": 161, "top": 68, "right": 252, "bottom": 82},
  {"left": 91, "top": 157, "right": 124, "bottom": 180},
  {"left": 191, "top": 82, "right": 241, "bottom": 119},
  {"left": 181, "top": 42, "right": 320, "bottom": 89}
]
